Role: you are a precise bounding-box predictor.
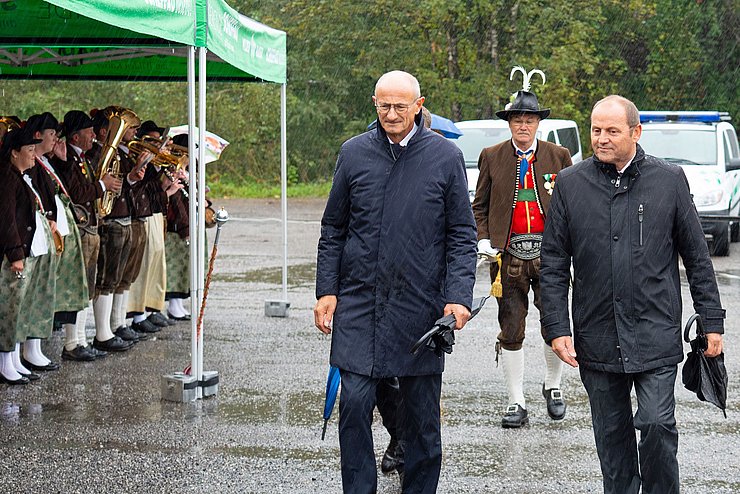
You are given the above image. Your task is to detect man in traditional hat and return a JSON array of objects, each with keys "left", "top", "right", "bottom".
[
  {"left": 53, "top": 110, "right": 124, "bottom": 359},
  {"left": 472, "top": 68, "right": 572, "bottom": 428}
]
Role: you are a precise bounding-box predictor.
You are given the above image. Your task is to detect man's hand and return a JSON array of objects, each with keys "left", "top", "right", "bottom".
[
  {"left": 10, "top": 259, "right": 24, "bottom": 273},
  {"left": 551, "top": 336, "right": 578, "bottom": 367},
  {"left": 102, "top": 172, "right": 123, "bottom": 193},
  {"left": 477, "top": 238, "right": 498, "bottom": 257},
  {"left": 52, "top": 138, "right": 67, "bottom": 161},
  {"left": 165, "top": 180, "right": 184, "bottom": 197},
  {"left": 128, "top": 163, "right": 147, "bottom": 182},
  {"left": 314, "top": 295, "right": 337, "bottom": 334},
  {"left": 443, "top": 303, "right": 471, "bottom": 330},
  {"left": 705, "top": 333, "right": 723, "bottom": 358}
]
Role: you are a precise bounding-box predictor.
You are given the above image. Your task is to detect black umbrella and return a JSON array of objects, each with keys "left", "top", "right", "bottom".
[
  {"left": 682, "top": 313, "right": 728, "bottom": 418},
  {"left": 410, "top": 297, "right": 488, "bottom": 356}
]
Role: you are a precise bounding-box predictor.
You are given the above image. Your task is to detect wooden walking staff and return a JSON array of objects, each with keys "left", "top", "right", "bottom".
[{"left": 196, "top": 207, "right": 230, "bottom": 341}]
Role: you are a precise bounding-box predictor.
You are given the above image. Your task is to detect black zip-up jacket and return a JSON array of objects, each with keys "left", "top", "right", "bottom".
[{"left": 540, "top": 145, "right": 725, "bottom": 373}]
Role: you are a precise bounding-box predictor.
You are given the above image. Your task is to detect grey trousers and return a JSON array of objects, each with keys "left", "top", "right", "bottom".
[
  {"left": 338, "top": 370, "right": 442, "bottom": 494},
  {"left": 580, "top": 365, "right": 679, "bottom": 494}
]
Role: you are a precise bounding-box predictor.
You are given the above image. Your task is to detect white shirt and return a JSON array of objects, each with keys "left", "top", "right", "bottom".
[{"left": 387, "top": 122, "right": 419, "bottom": 147}]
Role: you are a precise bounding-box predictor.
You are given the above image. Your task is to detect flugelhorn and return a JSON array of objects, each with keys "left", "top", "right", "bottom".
[{"left": 97, "top": 107, "right": 141, "bottom": 218}]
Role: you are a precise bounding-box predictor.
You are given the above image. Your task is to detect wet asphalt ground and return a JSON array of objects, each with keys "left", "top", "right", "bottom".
[{"left": 1, "top": 197, "right": 739, "bottom": 493}]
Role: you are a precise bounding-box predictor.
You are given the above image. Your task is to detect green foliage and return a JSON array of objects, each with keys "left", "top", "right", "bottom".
[{"left": 2, "top": 0, "right": 737, "bottom": 196}]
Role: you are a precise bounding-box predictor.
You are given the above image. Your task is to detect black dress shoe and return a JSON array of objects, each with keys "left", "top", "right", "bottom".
[
  {"left": 543, "top": 384, "right": 567, "bottom": 421},
  {"left": 114, "top": 325, "right": 140, "bottom": 342},
  {"left": 167, "top": 312, "right": 191, "bottom": 321},
  {"left": 93, "top": 336, "right": 134, "bottom": 352},
  {"left": 148, "top": 312, "right": 172, "bottom": 327},
  {"left": 62, "top": 346, "right": 96, "bottom": 362},
  {"left": 380, "top": 438, "right": 404, "bottom": 474},
  {"left": 19, "top": 372, "right": 41, "bottom": 381},
  {"left": 85, "top": 345, "right": 108, "bottom": 359},
  {"left": 21, "top": 358, "right": 61, "bottom": 372},
  {"left": 132, "top": 319, "right": 161, "bottom": 333},
  {"left": 0, "top": 374, "right": 30, "bottom": 385},
  {"left": 501, "top": 404, "right": 529, "bottom": 428}
]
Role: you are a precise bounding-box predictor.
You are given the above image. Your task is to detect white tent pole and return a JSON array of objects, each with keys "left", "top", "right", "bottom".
[
  {"left": 187, "top": 46, "right": 198, "bottom": 382},
  {"left": 197, "top": 46, "right": 208, "bottom": 394},
  {"left": 280, "top": 83, "right": 288, "bottom": 301}
]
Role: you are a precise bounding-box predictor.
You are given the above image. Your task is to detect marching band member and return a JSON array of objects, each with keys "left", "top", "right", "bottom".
[{"left": 28, "top": 112, "right": 91, "bottom": 362}]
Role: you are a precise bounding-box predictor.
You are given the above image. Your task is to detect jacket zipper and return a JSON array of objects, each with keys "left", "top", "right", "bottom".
[{"left": 638, "top": 204, "right": 644, "bottom": 246}]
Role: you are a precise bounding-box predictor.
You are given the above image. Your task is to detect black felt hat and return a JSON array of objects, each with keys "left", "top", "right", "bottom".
[
  {"left": 62, "top": 110, "right": 95, "bottom": 137},
  {"left": 1, "top": 127, "right": 43, "bottom": 158},
  {"left": 496, "top": 91, "right": 550, "bottom": 121},
  {"left": 25, "top": 112, "right": 61, "bottom": 136},
  {"left": 138, "top": 120, "right": 166, "bottom": 137}
]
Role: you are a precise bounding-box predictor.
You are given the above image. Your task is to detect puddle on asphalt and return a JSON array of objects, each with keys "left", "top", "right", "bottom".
[
  {"left": 220, "top": 388, "right": 322, "bottom": 427},
  {"left": 216, "top": 444, "right": 332, "bottom": 461},
  {"left": 213, "top": 263, "right": 316, "bottom": 287}
]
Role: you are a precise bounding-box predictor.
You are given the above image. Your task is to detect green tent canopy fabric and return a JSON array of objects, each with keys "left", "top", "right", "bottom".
[{"left": 0, "top": 0, "right": 286, "bottom": 83}]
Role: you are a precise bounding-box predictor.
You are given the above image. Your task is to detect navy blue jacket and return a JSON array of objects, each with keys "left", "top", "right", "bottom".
[
  {"left": 540, "top": 145, "right": 725, "bottom": 373},
  {"left": 316, "top": 116, "right": 477, "bottom": 378}
]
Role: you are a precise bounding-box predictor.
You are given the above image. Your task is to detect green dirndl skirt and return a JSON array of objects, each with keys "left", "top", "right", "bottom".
[
  {"left": 0, "top": 256, "right": 31, "bottom": 352},
  {"left": 165, "top": 232, "right": 190, "bottom": 295},
  {"left": 54, "top": 196, "right": 89, "bottom": 312},
  {"left": 17, "top": 214, "right": 57, "bottom": 340}
]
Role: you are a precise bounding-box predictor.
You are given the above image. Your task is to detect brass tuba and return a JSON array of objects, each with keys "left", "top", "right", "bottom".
[{"left": 96, "top": 106, "right": 140, "bottom": 218}]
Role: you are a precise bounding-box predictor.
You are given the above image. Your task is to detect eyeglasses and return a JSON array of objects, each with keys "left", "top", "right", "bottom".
[{"left": 374, "top": 99, "right": 419, "bottom": 115}]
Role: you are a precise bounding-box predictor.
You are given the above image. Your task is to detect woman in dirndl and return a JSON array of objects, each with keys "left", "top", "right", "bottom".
[
  {"left": 0, "top": 127, "right": 53, "bottom": 385},
  {"left": 27, "top": 112, "right": 90, "bottom": 364},
  {"left": 164, "top": 171, "right": 192, "bottom": 321}
]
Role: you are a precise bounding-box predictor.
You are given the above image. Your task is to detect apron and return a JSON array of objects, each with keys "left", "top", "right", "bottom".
[{"left": 53, "top": 195, "right": 90, "bottom": 312}]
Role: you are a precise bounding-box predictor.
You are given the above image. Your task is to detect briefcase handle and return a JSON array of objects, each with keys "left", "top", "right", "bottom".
[{"left": 683, "top": 313, "right": 706, "bottom": 343}]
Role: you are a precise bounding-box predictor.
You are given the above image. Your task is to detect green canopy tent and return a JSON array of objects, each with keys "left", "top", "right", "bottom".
[{"left": 0, "top": 0, "right": 288, "bottom": 398}]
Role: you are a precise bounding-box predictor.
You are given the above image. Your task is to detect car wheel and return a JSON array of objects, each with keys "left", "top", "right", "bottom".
[
  {"left": 710, "top": 222, "right": 730, "bottom": 256},
  {"left": 732, "top": 222, "right": 739, "bottom": 243}
]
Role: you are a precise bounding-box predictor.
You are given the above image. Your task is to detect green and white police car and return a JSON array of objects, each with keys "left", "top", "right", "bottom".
[{"left": 639, "top": 111, "right": 740, "bottom": 256}]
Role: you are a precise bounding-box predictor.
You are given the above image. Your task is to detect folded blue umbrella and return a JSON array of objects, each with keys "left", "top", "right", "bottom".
[
  {"left": 321, "top": 365, "right": 341, "bottom": 440},
  {"left": 430, "top": 114, "right": 463, "bottom": 139}
]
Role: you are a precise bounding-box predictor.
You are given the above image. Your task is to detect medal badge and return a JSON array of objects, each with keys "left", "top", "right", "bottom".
[{"left": 543, "top": 173, "right": 557, "bottom": 195}]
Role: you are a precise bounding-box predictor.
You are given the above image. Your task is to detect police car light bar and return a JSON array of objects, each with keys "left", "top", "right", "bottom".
[{"left": 639, "top": 111, "right": 730, "bottom": 123}]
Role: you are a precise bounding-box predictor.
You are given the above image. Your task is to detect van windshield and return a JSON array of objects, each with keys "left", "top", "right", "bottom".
[
  {"left": 454, "top": 127, "right": 512, "bottom": 167},
  {"left": 639, "top": 129, "right": 717, "bottom": 165}
]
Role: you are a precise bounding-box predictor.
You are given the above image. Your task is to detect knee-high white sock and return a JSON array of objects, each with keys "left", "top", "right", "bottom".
[
  {"left": 168, "top": 298, "right": 186, "bottom": 318},
  {"left": 23, "top": 338, "right": 51, "bottom": 366},
  {"left": 110, "top": 291, "right": 129, "bottom": 330},
  {"left": 64, "top": 323, "right": 78, "bottom": 352},
  {"left": 544, "top": 344, "right": 564, "bottom": 390},
  {"left": 93, "top": 294, "right": 115, "bottom": 341},
  {"left": 0, "top": 351, "right": 23, "bottom": 381},
  {"left": 13, "top": 343, "right": 32, "bottom": 374},
  {"left": 501, "top": 348, "right": 526, "bottom": 409},
  {"left": 76, "top": 305, "right": 91, "bottom": 348}
]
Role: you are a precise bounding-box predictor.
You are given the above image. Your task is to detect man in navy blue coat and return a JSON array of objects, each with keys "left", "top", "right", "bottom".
[{"left": 314, "top": 70, "right": 477, "bottom": 493}]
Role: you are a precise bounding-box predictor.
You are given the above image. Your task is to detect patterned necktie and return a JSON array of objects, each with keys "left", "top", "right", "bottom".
[{"left": 517, "top": 149, "right": 534, "bottom": 185}]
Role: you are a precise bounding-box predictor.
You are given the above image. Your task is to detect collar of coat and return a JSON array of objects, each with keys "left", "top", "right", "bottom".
[
  {"left": 373, "top": 111, "right": 428, "bottom": 147},
  {"left": 593, "top": 143, "right": 645, "bottom": 179}
]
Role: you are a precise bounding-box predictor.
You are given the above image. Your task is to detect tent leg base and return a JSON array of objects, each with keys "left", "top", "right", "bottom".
[{"left": 265, "top": 300, "right": 290, "bottom": 317}]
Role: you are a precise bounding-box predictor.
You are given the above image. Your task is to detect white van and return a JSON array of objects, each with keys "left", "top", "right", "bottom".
[
  {"left": 639, "top": 111, "right": 740, "bottom": 256},
  {"left": 450, "top": 119, "right": 583, "bottom": 202}
]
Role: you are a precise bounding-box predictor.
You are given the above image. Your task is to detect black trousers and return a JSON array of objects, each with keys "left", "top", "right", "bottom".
[
  {"left": 376, "top": 377, "right": 400, "bottom": 441},
  {"left": 580, "top": 365, "right": 679, "bottom": 494},
  {"left": 339, "top": 370, "right": 442, "bottom": 494}
]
